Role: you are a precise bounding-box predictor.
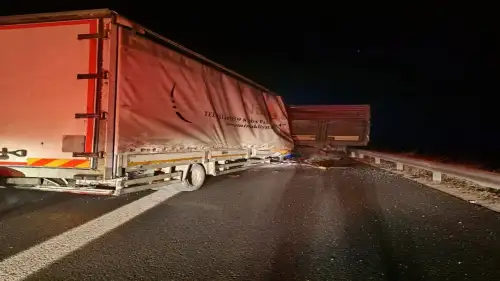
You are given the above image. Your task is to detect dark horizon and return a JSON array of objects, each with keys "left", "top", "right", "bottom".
[{"left": 2, "top": 4, "right": 498, "bottom": 168}]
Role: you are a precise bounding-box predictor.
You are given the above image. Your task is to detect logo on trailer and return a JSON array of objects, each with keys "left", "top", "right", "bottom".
[{"left": 170, "top": 83, "right": 192, "bottom": 124}]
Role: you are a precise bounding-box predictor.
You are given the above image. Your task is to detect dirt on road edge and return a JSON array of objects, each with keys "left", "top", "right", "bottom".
[{"left": 357, "top": 158, "right": 500, "bottom": 213}]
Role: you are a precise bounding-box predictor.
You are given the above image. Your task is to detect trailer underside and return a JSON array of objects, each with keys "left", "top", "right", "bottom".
[{"left": 0, "top": 149, "right": 277, "bottom": 195}]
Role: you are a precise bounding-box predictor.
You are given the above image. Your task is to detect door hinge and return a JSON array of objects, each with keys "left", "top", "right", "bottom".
[
  {"left": 75, "top": 111, "right": 108, "bottom": 120},
  {"left": 73, "top": 151, "right": 105, "bottom": 158},
  {"left": 77, "top": 70, "right": 109, "bottom": 80}
]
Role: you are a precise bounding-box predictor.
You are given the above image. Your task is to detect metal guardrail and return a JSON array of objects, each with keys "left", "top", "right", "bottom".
[{"left": 349, "top": 149, "right": 500, "bottom": 190}]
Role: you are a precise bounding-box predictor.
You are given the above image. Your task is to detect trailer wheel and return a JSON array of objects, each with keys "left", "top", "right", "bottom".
[{"left": 182, "top": 164, "right": 206, "bottom": 191}]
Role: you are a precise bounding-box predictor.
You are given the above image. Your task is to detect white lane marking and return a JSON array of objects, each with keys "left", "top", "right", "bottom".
[{"left": 0, "top": 188, "right": 181, "bottom": 281}]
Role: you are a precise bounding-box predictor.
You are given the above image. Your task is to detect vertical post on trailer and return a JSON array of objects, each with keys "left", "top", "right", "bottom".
[
  {"left": 91, "top": 18, "right": 105, "bottom": 169},
  {"left": 74, "top": 18, "right": 108, "bottom": 169}
]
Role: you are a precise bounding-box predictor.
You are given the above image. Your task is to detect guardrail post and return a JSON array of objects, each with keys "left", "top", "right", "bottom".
[
  {"left": 358, "top": 154, "right": 364, "bottom": 159},
  {"left": 350, "top": 152, "right": 356, "bottom": 158},
  {"left": 432, "top": 171, "right": 442, "bottom": 183},
  {"left": 374, "top": 157, "right": 381, "bottom": 164},
  {"left": 396, "top": 162, "right": 403, "bottom": 171}
]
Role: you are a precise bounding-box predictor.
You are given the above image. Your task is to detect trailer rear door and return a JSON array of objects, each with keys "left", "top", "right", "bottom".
[
  {"left": 0, "top": 19, "right": 99, "bottom": 170},
  {"left": 288, "top": 105, "right": 371, "bottom": 148}
]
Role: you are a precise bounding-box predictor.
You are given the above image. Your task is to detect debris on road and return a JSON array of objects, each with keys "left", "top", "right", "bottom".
[
  {"left": 307, "top": 158, "right": 356, "bottom": 169},
  {"left": 276, "top": 147, "right": 357, "bottom": 170}
]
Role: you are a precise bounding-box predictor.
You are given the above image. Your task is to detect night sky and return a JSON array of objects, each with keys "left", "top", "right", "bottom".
[{"left": 2, "top": 4, "right": 498, "bottom": 168}]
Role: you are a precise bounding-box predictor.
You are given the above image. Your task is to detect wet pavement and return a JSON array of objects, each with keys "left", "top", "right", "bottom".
[{"left": 1, "top": 163, "right": 500, "bottom": 280}]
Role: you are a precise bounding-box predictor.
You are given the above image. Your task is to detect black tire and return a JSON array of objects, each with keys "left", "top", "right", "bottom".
[{"left": 181, "top": 164, "right": 206, "bottom": 191}]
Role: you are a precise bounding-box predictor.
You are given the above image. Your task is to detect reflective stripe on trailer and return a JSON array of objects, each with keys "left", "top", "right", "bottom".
[
  {"left": 211, "top": 154, "right": 246, "bottom": 158},
  {"left": 128, "top": 156, "right": 201, "bottom": 167},
  {"left": 127, "top": 154, "right": 248, "bottom": 167},
  {"left": 27, "top": 158, "right": 90, "bottom": 168}
]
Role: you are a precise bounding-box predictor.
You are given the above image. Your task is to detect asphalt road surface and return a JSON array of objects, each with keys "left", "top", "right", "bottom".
[{"left": 1, "top": 163, "right": 500, "bottom": 281}]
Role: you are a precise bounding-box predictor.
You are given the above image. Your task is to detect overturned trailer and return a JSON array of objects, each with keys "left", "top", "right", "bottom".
[{"left": 0, "top": 9, "right": 293, "bottom": 195}]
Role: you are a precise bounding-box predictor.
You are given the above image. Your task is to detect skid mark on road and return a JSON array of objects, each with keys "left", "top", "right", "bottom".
[{"left": 0, "top": 188, "right": 181, "bottom": 281}]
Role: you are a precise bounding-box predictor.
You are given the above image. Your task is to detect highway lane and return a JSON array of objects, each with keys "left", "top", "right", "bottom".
[
  {"left": 0, "top": 188, "right": 154, "bottom": 261},
  {"left": 1, "top": 163, "right": 500, "bottom": 280}
]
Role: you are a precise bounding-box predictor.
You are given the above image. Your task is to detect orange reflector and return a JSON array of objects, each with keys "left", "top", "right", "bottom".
[
  {"left": 292, "top": 135, "right": 316, "bottom": 141},
  {"left": 327, "top": 135, "right": 360, "bottom": 141}
]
